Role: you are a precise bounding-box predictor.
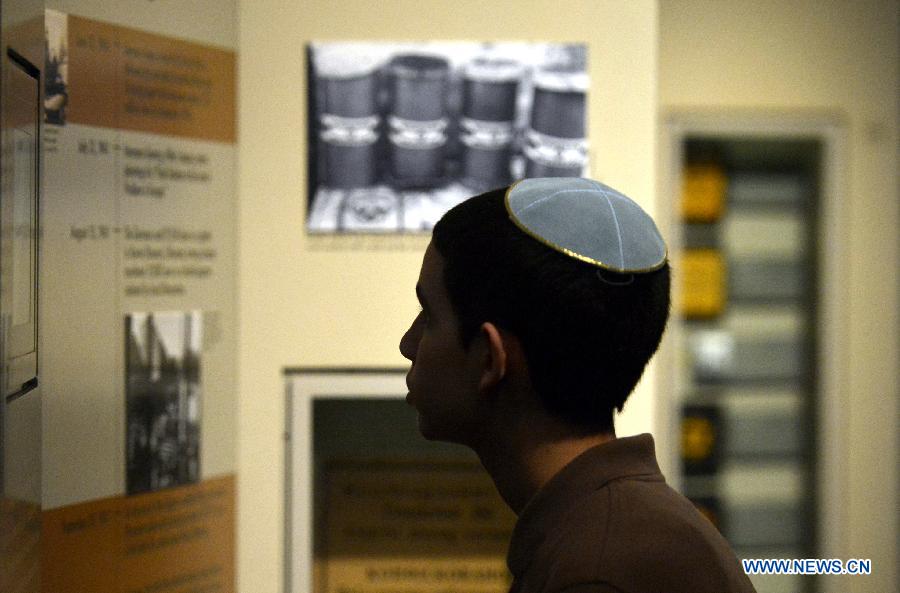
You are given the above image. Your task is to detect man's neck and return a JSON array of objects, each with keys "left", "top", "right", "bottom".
[{"left": 474, "top": 421, "right": 615, "bottom": 515}]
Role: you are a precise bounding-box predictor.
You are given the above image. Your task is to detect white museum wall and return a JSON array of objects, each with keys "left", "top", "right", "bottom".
[
  {"left": 658, "top": 2, "right": 898, "bottom": 593},
  {"left": 237, "top": 2, "right": 660, "bottom": 592}
]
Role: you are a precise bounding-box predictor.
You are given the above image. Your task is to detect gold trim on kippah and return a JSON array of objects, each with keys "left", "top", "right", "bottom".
[{"left": 503, "top": 180, "right": 668, "bottom": 274}]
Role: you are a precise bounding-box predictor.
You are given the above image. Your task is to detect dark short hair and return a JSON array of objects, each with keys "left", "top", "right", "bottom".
[{"left": 431, "top": 186, "right": 670, "bottom": 433}]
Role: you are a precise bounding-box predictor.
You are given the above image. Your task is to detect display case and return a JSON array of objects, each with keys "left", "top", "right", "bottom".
[
  {"left": 285, "top": 369, "right": 515, "bottom": 593},
  {"left": 664, "top": 114, "right": 846, "bottom": 593}
]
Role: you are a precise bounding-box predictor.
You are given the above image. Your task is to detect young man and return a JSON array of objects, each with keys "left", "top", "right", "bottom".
[{"left": 400, "top": 178, "right": 756, "bottom": 593}]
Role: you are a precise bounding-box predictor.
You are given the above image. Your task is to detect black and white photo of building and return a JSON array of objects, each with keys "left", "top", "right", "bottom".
[
  {"left": 306, "top": 41, "right": 589, "bottom": 233},
  {"left": 125, "top": 311, "right": 201, "bottom": 495},
  {"left": 44, "top": 10, "right": 68, "bottom": 126}
]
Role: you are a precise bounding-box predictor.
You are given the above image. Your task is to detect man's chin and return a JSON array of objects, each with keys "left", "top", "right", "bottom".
[
  {"left": 416, "top": 415, "right": 438, "bottom": 440},
  {"left": 416, "top": 415, "right": 467, "bottom": 446}
]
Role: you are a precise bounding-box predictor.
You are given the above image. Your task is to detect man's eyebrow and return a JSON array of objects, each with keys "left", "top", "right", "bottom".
[{"left": 415, "top": 284, "right": 431, "bottom": 311}]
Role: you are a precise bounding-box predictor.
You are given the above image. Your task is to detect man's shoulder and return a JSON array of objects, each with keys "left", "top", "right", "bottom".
[{"left": 537, "top": 477, "right": 756, "bottom": 593}]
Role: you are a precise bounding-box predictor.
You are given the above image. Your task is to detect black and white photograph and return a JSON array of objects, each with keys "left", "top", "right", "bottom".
[
  {"left": 306, "top": 41, "right": 589, "bottom": 233},
  {"left": 125, "top": 311, "right": 202, "bottom": 495},
  {"left": 44, "top": 9, "right": 68, "bottom": 126}
]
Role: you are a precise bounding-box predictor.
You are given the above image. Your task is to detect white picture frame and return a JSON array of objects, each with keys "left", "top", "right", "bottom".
[{"left": 284, "top": 368, "right": 408, "bottom": 593}]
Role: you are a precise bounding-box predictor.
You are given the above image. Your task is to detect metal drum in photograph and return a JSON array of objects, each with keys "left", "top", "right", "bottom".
[
  {"left": 313, "top": 49, "right": 381, "bottom": 189},
  {"left": 387, "top": 54, "right": 450, "bottom": 189},
  {"left": 524, "top": 64, "right": 588, "bottom": 178},
  {"left": 460, "top": 58, "right": 522, "bottom": 191}
]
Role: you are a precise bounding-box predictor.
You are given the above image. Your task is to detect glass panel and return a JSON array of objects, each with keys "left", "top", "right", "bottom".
[
  {"left": 312, "top": 398, "right": 515, "bottom": 593},
  {"left": 2, "top": 50, "right": 40, "bottom": 395},
  {"left": 11, "top": 126, "right": 35, "bottom": 328}
]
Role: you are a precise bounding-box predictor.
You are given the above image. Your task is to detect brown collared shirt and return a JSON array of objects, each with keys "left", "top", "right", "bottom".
[{"left": 507, "top": 434, "right": 757, "bottom": 593}]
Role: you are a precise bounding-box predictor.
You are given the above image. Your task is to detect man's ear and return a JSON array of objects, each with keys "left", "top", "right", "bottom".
[{"left": 477, "top": 322, "right": 508, "bottom": 393}]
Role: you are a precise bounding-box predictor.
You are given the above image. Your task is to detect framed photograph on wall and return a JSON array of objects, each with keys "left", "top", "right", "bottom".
[
  {"left": 306, "top": 41, "right": 589, "bottom": 233},
  {"left": 285, "top": 368, "right": 515, "bottom": 593}
]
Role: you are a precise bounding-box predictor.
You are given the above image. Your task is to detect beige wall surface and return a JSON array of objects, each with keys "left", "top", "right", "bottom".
[
  {"left": 238, "top": 2, "right": 659, "bottom": 592},
  {"left": 659, "top": 2, "right": 898, "bottom": 592}
]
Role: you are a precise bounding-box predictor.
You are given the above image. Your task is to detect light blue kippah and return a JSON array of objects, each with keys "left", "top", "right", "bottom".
[{"left": 504, "top": 177, "right": 667, "bottom": 273}]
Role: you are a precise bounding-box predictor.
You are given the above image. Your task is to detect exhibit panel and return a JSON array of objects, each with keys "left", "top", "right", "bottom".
[
  {"left": 665, "top": 114, "right": 846, "bottom": 593},
  {"left": 35, "top": 7, "right": 238, "bottom": 593}
]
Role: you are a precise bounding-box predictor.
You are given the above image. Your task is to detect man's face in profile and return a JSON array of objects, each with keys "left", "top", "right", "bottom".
[{"left": 399, "top": 242, "right": 483, "bottom": 445}]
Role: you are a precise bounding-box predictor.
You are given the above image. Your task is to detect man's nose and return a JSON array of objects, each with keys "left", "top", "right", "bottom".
[{"left": 399, "top": 314, "right": 421, "bottom": 361}]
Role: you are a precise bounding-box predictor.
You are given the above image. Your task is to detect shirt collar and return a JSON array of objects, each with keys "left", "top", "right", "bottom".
[{"left": 506, "top": 433, "right": 663, "bottom": 578}]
